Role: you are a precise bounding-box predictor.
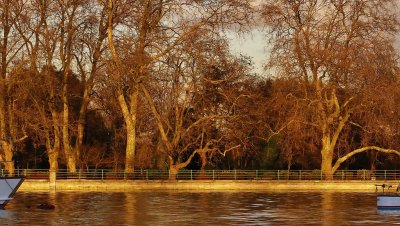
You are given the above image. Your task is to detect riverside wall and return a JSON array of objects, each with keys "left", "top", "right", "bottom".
[{"left": 19, "top": 179, "right": 396, "bottom": 192}]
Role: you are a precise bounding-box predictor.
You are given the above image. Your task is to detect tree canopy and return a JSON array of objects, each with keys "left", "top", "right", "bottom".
[{"left": 0, "top": 0, "right": 400, "bottom": 179}]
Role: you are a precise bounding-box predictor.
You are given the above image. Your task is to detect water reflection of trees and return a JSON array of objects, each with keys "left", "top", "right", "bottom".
[
  {"left": 123, "top": 192, "right": 136, "bottom": 225},
  {"left": 322, "top": 192, "right": 334, "bottom": 226}
]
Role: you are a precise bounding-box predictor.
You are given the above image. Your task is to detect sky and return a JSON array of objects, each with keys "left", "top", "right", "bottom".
[
  {"left": 227, "top": 3, "right": 400, "bottom": 77},
  {"left": 227, "top": 29, "right": 269, "bottom": 76},
  {"left": 229, "top": 30, "right": 400, "bottom": 78}
]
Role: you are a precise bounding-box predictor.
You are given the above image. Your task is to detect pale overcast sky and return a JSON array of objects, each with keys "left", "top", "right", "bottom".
[
  {"left": 227, "top": 29, "right": 269, "bottom": 76},
  {"left": 229, "top": 29, "right": 400, "bottom": 77},
  {"left": 227, "top": 3, "right": 400, "bottom": 77}
]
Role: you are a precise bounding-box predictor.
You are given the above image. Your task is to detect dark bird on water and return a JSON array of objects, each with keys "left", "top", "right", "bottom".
[{"left": 37, "top": 203, "right": 55, "bottom": 210}]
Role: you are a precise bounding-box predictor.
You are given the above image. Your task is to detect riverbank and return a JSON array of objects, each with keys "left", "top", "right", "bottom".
[{"left": 18, "top": 179, "right": 397, "bottom": 192}]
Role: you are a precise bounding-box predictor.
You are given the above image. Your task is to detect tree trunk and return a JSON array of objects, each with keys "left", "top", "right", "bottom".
[
  {"left": 198, "top": 152, "right": 207, "bottom": 179},
  {"left": 286, "top": 155, "right": 292, "bottom": 180},
  {"left": 75, "top": 122, "right": 84, "bottom": 169},
  {"left": 369, "top": 151, "right": 377, "bottom": 173},
  {"left": 0, "top": 77, "right": 13, "bottom": 175},
  {"left": 47, "top": 144, "right": 59, "bottom": 184},
  {"left": 321, "top": 144, "right": 334, "bottom": 180},
  {"left": 63, "top": 84, "right": 77, "bottom": 173},
  {"left": 105, "top": 3, "right": 138, "bottom": 174},
  {"left": 64, "top": 123, "right": 76, "bottom": 173},
  {"left": 117, "top": 86, "right": 138, "bottom": 174},
  {"left": 75, "top": 73, "right": 95, "bottom": 170},
  {"left": 1, "top": 142, "right": 14, "bottom": 176},
  {"left": 75, "top": 88, "right": 90, "bottom": 170},
  {"left": 66, "top": 150, "right": 77, "bottom": 173},
  {"left": 62, "top": 70, "right": 77, "bottom": 172},
  {"left": 167, "top": 149, "right": 199, "bottom": 180},
  {"left": 48, "top": 149, "right": 59, "bottom": 172},
  {"left": 125, "top": 123, "right": 136, "bottom": 173},
  {"left": 169, "top": 164, "right": 179, "bottom": 180},
  {"left": 0, "top": 1, "right": 13, "bottom": 176}
]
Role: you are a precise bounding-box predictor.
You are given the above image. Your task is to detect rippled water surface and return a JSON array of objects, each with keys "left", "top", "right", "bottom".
[{"left": 1, "top": 191, "right": 400, "bottom": 225}]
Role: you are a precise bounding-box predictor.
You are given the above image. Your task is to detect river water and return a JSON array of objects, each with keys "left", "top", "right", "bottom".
[{"left": 1, "top": 191, "right": 399, "bottom": 225}]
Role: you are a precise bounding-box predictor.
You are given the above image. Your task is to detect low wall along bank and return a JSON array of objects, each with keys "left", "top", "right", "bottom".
[{"left": 19, "top": 180, "right": 395, "bottom": 192}]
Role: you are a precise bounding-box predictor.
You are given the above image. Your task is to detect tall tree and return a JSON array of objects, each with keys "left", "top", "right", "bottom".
[
  {"left": 17, "top": 0, "right": 100, "bottom": 172},
  {"left": 262, "top": 0, "right": 400, "bottom": 178},
  {"left": 101, "top": 0, "right": 253, "bottom": 174},
  {"left": 13, "top": 0, "right": 88, "bottom": 172},
  {"left": 139, "top": 2, "right": 253, "bottom": 179},
  {"left": 14, "top": 0, "right": 66, "bottom": 172},
  {"left": 101, "top": 0, "right": 144, "bottom": 173},
  {"left": 72, "top": 1, "right": 108, "bottom": 171},
  {"left": 0, "top": 0, "right": 28, "bottom": 174},
  {"left": 58, "top": 0, "right": 80, "bottom": 173}
]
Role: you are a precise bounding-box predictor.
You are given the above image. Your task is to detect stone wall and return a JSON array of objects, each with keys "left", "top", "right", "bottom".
[{"left": 19, "top": 180, "right": 394, "bottom": 192}]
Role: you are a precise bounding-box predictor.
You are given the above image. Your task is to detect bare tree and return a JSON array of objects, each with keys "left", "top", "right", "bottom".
[
  {"left": 57, "top": 0, "right": 81, "bottom": 173},
  {"left": 140, "top": 34, "right": 258, "bottom": 179},
  {"left": 100, "top": 0, "right": 149, "bottom": 173},
  {"left": 0, "top": 0, "right": 29, "bottom": 174},
  {"left": 14, "top": 0, "right": 106, "bottom": 173},
  {"left": 262, "top": 0, "right": 400, "bottom": 178},
  {"left": 72, "top": 1, "right": 108, "bottom": 171},
  {"left": 15, "top": 1, "right": 70, "bottom": 171},
  {"left": 101, "top": 0, "right": 253, "bottom": 174}
]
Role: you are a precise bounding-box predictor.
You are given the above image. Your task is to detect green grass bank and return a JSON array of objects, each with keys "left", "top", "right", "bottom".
[{"left": 19, "top": 179, "right": 397, "bottom": 192}]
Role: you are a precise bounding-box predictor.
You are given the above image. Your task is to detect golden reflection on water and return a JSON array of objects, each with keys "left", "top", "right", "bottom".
[
  {"left": 1, "top": 191, "right": 399, "bottom": 225},
  {"left": 47, "top": 191, "right": 57, "bottom": 225},
  {"left": 124, "top": 192, "right": 136, "bottom": 225},
  {"left": 321, "top": 192, "right": 334, "bottom": 226}
]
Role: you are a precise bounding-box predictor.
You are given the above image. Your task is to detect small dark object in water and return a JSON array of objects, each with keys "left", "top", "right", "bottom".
[{"left": 37, "top": 203, "right": 55, "bottom": 210}]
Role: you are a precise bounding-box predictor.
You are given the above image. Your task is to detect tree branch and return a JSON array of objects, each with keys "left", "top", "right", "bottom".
[
  {"left": 332, "top": 146, "right": 400, "bottom": 172},
  {"left": 175, "top": 149, "right": 198, "bottom": 169},
  {"left": 217, "top": 145, "right": 241, "bottom": 157}
]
